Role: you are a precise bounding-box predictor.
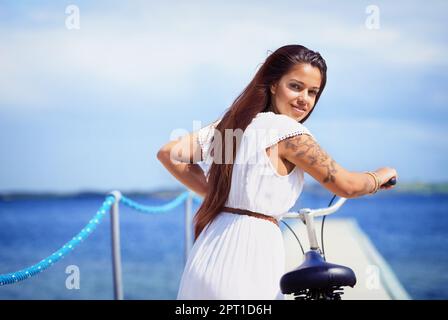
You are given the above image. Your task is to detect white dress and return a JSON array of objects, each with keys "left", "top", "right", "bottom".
[{"left": 177, "top": 111, "right": 314, "bottom": 300}]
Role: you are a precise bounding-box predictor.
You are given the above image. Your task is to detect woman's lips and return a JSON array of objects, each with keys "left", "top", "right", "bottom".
[{"left": 291, "top": 104, "right": 306, "bottom": 114}]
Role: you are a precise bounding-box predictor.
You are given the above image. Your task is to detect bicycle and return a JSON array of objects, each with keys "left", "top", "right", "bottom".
[{"left": 279, "top": 177, "right": 397, "bottom": 300}]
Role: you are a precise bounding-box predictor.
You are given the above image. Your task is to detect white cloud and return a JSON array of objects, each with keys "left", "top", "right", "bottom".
[{"left": 0, "top": 1, "right": 446, "bottom": 110}]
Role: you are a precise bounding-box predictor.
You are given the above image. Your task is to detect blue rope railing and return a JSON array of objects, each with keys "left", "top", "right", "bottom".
[
  {"left": 121, "top": 191, "right": 195, "bottom": 213},
  {"left": 0, "top": 190, "right": 202, "bottom": 286}
]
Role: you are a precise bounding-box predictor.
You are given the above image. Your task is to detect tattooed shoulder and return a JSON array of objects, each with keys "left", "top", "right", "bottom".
[{"left": 282, "top": 134, "right": 338, "bottom": 184}]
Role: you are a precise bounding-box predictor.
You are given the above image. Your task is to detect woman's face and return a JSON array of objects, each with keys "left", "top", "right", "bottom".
[{"left": 270, "top": 63, "right": 322, "bottom": 122}]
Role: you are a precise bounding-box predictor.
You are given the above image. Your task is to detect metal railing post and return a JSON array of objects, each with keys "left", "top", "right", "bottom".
[
  {"left": 184, "top": 191, "right": 193, "bottom": 265},
  {"left": 108, "top": 190, "right": 124, "bottom": 300}
]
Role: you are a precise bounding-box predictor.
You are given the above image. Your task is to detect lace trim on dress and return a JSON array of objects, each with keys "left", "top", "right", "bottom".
[{"left": 265, "top": 130, "right": 313, "bottom": 149}]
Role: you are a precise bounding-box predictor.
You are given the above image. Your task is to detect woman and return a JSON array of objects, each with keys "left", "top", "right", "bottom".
[{"left": 157, "top": 44, "right": 398, "bottom": 300}]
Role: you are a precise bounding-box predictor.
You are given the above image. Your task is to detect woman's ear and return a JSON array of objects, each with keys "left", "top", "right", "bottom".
[{"left": 270, "top": 82, "right": 277, "bottom": 95}]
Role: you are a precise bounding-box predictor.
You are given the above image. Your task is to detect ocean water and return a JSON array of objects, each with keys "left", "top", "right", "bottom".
[{"left": 0, "top": 191, "right": 447, "bottom": 300}]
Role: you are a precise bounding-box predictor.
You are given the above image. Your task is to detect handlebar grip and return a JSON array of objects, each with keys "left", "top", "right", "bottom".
[{"left": 382, "top": 177, "right": 397, "bottom": 187}]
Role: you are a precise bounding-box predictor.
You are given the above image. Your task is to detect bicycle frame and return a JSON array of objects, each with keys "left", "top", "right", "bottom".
[
  {"left": 283, "top": 197, "right": 347, "bottom": 252},
  {"left": 280, "top": 197, "right": 356, "bottom": 300}
]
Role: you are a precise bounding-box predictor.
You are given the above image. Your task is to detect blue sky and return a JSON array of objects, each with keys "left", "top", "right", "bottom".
[{"left": 0, "top": 0, "right": 447, "bottom": 193}]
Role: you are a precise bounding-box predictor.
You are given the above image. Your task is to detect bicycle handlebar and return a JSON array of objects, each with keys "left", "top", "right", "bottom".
[
  {"left": 281, "top": 176, "right": 398, "bottom": 262},
  {"left": 383, "top": 177, "right": 397, "bottom": 187},
  {"left": 283, "top": 197, "right": 347, "bottom": 219},
  {"left": 283, "top": 177, "right": 397, "bottom": 219}
]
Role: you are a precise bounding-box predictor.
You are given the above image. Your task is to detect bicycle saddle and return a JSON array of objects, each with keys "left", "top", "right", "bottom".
[{"left": 280, "top": 250, "right": 357, "bottom": 294}]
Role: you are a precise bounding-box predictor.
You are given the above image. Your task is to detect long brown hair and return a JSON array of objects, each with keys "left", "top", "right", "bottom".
[{"left": 193, "top": 44, "right": 328, "bottom": 241}]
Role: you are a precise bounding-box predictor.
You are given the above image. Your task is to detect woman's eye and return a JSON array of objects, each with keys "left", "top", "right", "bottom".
[{"left": 290, "top": 84, "right": 318, "bottom": 96}]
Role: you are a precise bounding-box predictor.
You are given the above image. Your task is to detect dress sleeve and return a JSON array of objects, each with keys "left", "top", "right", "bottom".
[
  {"left": 197, "top": 118, "right": 221, "bottom": 166},
  {"left": 264, "top": 114, "right": 314, "bottom": 149}
]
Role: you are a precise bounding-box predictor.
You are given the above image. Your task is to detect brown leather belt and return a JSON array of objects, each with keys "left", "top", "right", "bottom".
[{"left": 222, "top": 206, "right": 279, "bottom": 227}]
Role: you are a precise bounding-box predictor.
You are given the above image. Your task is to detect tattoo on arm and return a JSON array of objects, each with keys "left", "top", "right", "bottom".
[{"left": 284, "top": 135, "right": 338, "bottom": 184}]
